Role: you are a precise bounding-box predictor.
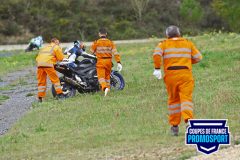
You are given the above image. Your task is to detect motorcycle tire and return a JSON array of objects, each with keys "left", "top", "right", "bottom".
[
  {"left": 51, "top": 77, "right": 76, "bottom": 98},
  {"left": 25, "top": 46, "right": 32, "bottom": 52},
  {"left": 110, "top": 71, "right": 125, "bottom": 90}
]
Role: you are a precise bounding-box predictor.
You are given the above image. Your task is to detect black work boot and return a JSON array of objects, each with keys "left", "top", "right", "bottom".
[
  {"left": 38, "top": 97, "right": 43, "bottom": 103},
  {"left": 56, "top": 93, "right": 66, "bottom": 100},
  {"left": 171, "top": 126, "right": 179, "bottom": 136}
]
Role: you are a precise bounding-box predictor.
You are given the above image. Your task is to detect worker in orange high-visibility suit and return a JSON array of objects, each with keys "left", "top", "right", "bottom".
[
  {"left": 90, "top": 28, "right": 122, "bottom": 96},
  {"left": 36, "top": 38, "right": 65, "bottom": 102},
  {"left": 153, "top": 26, "right": 202, "bottom": 136}
]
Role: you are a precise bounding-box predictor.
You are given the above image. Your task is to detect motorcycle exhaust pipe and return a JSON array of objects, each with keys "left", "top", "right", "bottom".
[{"left": 64, "top": 77, "right": 84, "bottom": 89}]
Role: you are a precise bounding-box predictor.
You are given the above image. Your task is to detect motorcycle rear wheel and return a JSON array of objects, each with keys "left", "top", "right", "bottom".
[{"left": 51, "top": 77, "right": 76, "bottom": 98}]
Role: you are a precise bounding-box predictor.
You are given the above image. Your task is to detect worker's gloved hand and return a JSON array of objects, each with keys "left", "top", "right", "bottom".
[
  {"left": 62, "top": 58, "right": 69, "bottom": 62},
  {"left": 66, "top": 52, "right": 71, "bottom": 56},
  {"left": 60, "top": 58, "right": 69, "bottom": 64},
  {"left": 153, "top": 69, "right": 162, "bottom": 79},
  {"left": 117, "top": 63, "right": 122, "bottom": 72}
]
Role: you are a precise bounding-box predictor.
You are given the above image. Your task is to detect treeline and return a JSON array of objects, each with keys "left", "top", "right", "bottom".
[{"left": 0, "top": 0, "right": 239, "bottom": 44}]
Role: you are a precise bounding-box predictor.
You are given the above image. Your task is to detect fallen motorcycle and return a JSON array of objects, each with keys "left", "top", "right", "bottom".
[{"left": 52, "top": 57, "right": 125, "bottom": 97}]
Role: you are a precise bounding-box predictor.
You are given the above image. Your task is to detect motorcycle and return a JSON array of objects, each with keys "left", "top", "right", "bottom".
[
  {"left": 25, "top": 43, "right": 39, "bottom": 52},
  {"left": 25, "top": 36, "right": 43, "bottom": 52},
  {"left": 51, "top": 57, "right": 125, "bottom": 97}
]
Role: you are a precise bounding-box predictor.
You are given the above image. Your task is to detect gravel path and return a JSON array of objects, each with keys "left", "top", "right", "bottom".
[{"left": 0, "top": 67, "right": 38, "bottom": 135}]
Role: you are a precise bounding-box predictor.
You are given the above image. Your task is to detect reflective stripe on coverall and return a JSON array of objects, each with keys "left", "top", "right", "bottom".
[
  {"left": 153, "top": 37, "right": 202, "bottom": 126},
  {"left": 90, "top": 38, "right": 121, "bottom": 91},
  {"left": 37, "top": 67, "right": 62, "bottom": 98},
  {"left": 36, "top": 43, "right": 64, "bottom": 98}
]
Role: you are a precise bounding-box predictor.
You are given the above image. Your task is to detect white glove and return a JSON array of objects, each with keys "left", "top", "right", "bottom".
[
  {"left": 63, "top": 58, "right": 69, "bottom": 62},
  {"left": 60, "top": 58, "right": 69, "bottom": 64},
  {"left": 117, "top": 63, "right": 122, "bottom": 72},
  {"left": 64, "top": 46, "right": 73, "bottom": 55},
  {"left": 66, "top": 52, "right": 71, "bottom": 56},
  {"left": 153, "top": 69, "right": 162, "bottom": 79}
]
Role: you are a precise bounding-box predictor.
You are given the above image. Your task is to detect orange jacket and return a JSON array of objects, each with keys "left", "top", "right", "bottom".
[
  {"left": 90, "top": 37, "right": 121, "bottom": 63},
  {"left": 36, "top": 43, "right": 64, "bottom": 67},
  {"left": 153, "top": 37, "right": 202, "bottom": 72}
]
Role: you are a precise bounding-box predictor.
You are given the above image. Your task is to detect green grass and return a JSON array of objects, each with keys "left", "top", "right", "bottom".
[
  {"left": 0, "top": 33, "right": 240, "bottom": 159},
  {"left": 0, "top": 94, "right": 9, "bottom": 105},
  {"left": 26, "top": 93, "right": 35, "bottom": 97},
  {"left": 0, "top": 50, "right": 36, "bottom": 77},
  {"left": 0, "top": 85, "right": 13, "bottom": 91}
]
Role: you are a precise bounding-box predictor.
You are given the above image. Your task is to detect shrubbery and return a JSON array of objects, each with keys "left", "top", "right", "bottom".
[{"left": 0, "top": 0, "right": 238, "bottom": 44}]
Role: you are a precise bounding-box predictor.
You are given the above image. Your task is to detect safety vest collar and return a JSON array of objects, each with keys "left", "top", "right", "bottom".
[
  {"left": 39, "top": 44, "right": 57, "bottom": 55},
  {"left": 168, "top": 37, "right": 184, "bottom": 41},
  {"left": 98, "top": 37, "right": 108, "bottom": 41}
]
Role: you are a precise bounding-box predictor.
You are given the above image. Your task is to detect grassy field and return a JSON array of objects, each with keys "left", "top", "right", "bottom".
[
  {"left": 0, "top": 33, "right": 240, "bottom": 159},
  {"left": 0, "top": 50, "right": 36, "bottom": 77}
]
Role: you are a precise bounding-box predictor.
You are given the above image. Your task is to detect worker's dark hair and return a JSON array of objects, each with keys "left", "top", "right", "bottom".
[
  {"left": 51, "top": 38, "right": 59, "bottom": 43},
  {"left": 99, "top": 28, "right": 107, "bottom": 34}
]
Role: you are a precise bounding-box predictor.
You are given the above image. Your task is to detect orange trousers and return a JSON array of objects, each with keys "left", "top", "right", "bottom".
[
  {"left": 37, "top": 67, "right": 62, "bottom": 98},
  {"left": 96, "top": 59, "right": 112, "bottom": 91},
  {"left": 164, "top": 70, "right": 194, "bottom": 126}
]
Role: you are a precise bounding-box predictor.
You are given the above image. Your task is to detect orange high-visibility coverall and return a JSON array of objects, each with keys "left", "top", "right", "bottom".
[
  {"left": 153, "top": 37, "right": 202, "bottom": 126},
  {"left": 36, "top": 43, "right": 64, "bottom": 98},
  {"left": 90, "top": 37, "right": 121, "bottom": 91}
]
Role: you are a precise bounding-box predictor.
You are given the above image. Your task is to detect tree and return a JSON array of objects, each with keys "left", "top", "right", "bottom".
[
  {"left": 212, "top": 0, "right": 240, "bottom": 32},
  {"left": 1, "top": 0, "right": 239, "bottom": 44},
  {"left": 180, "top": 0, "right": 203, "bottom": 23},
  {"left": 130, "top": 0, "right": 150, "bottom": 22}
]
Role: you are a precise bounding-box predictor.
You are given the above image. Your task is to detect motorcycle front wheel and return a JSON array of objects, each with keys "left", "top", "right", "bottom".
[
  {"left": 51, "top": 77, "right": 76, "bottom": 98},
  {"left": 110, "top": 71, "right": 125, "bottom": 90}
]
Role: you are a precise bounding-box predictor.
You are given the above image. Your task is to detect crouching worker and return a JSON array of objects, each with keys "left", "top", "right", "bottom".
[
  {"left": 152, "top": 26, "right": 202, "bottom": 136},
  {"left": 36, "top": 38, "right": 65, "bottom": 102},
  {"left": 90, "top": 28, "right": 123, "bottom": 96}
]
